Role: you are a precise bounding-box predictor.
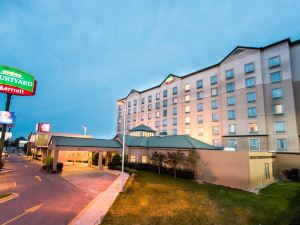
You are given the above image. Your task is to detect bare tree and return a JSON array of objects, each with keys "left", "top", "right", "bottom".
[
  {"left": 150, "top": 151, "right": 166, "bottom": 174},
  {"left": 186, "top": 150, "right": 200, "bottom": 180},
  {"left": 166, "top": 151, "right": 185, "bottom": 178}
]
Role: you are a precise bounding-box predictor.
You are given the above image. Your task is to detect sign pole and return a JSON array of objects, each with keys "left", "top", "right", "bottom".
[{"left": 0, "top": 94, "right": 12, "bottom": 162}]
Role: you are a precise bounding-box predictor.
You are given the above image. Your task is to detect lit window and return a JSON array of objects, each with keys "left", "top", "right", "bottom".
[
  {"left": 173, "top": 107, "right": 177, "bottom": 115},
  {"left": 273, "top": 104, "right": 285, "bottom": 115},
  {"left": 245, "top": 63, "right": 255, "bottom": 74},
  {"left": 228, "top": 139, "right": 237, "bottom": 149},
  {"left": 226, "top": 82, "right": 235, "bottom": 92},
  {"left": 245, "top": 77, "right": 256, "bottom": 88},
  {"left": 274, "top": 121, "right": 286, "bottom": 133},
  {"left": 184, "top": 84, "right": 190, "bottom": 92},
  {"left": 248, "top": 107, "right": 257, "bottom": 118},
  {"left": 228, "top": 110, "right": 236, "bottom": 120},
  {"left": 173, "top": 97, "right": 178, "bottom": 105},
  {"left": 227, "top": 96, "right": 236, "bottom": 106},
  {"left": 212, "top": 100, "right": 218, "bottom": 109},
  {"left": 142, "top": 156, "right": 147, "bottom": 163},
  {"left": 247, "top": 92, "right": 256, "bottom": 103},
  {"left": 270, "top": 71, "right": 281, "bottom": 83},
  {"left": 249, "top": 123, "right": 258, "bottom": 133},
  {"left": 156, "top": 111, "right": 160, "bottom": 118},
  {"left": 197, "top": 80, "right": 203, "bottom": 89},
  {"left": 211, "top": 75, "right": 218, "bottom": 85},
  {"left": 130, "top": 155, "right": 136, "bottom": 163},
  {"left": 148, "top": 104, "right": 152, "bottom": 111},
  {"left": 249, "top": 139, "right": 260, "bottom": 151},
  {"left": 269, "top": 56, "right": 281, "bottom": 69},
  {"left": 163, "top": 90, "right": 168, "bottom": 97},
  {"left": 173, "top": 87, "right": 178, "bottom": 95},
  {"left": 185, "top": 95, "right": 190, "bottom": 102},
  {"left": 197, "top": 91, "right": 203, "bottom": 100},
  {"left": 211, "top": 88, "right": 218, "bottom": 96},
  {"left": 212, "top": 126, "right": 219, "bottom": 135},
  {"left": 226, "top": 69, "right": 234, "bottom": 80},
  {"left": 198, "top": 127, "right": 204, "bottom": 136},
  {"left": 163, "top": 109, "right": 167, "bottom": 117},
  {"left": 156, "top": 93, "right": 160, "bottom": 100},
  {"left": 276, "top": 139, "right": 287, "bottom": 151},
  {"left": 163, "top": 99, "right": 168, "bottom": 107},
  {"left": 272, "top": 88, "right": 283, "bottom": 99},
  {"left": 228, "top": 124, "right": 236, "bottom": 134},
  {"left": 163, "top": 119, "right": 167, "bottom": 127},
  {"left": 212, "top": 113, "right": 219, "bottom": 122},
  {"left": 197, "top": 103, "right": 203, "bottom": 112},
  {"left": 156, "top": 102, "right": 160, "bottom": 109},
  {"left": 185, "top": 105, "right": 190, "bottom": 113},
  {"left": 185, "top": 128, "right": 190, "bottom": 135},
  {"left": 185, "top": 116, "right": 190, "bottom": 125},
  {"left": 197, "top": 115, "right": 203, "bottom": 124},
  {"left": 173, "top": 118, "right": 177, "bottom": 125}
]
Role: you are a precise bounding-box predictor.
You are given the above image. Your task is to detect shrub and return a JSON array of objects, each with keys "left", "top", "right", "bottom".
[
  {"left": 123, "top": 173, "right": 137, "bottom": 192},
  {"left": 285, "top": 168, "right": 299, "bottom": 182},
  {"left": 0, "top": 160, "right": 4, "bottom": 169},
  {"left": 43, "top": 156, "right": 54, "bottom": 165},
  {"left": 57, "top": 163, "right": 64, "bottom": 173},
  {"left": 42, "top": 156, "right": 63, "bottom": 173}
]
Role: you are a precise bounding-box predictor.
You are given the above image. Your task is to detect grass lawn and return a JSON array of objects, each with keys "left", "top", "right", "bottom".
[
  {"left": 102, "top": 171, "right": 300, "bottom": 225},
  {"left": 0, "top": 193, "right": 11, "bottom": 199}
]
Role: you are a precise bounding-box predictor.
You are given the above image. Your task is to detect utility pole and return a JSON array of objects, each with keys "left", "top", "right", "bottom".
[{"left": 0, "top": 94, "right": 12, "bottom": 162}]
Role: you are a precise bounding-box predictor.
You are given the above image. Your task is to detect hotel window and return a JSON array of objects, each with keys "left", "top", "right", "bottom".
[
  {"left": 211, "top": 75, "right": 218, "bottom": 85},
  {"left": 185, "top": 128, "right": 190, "bottom": 135},
  {"left": 212, "top": 126, "right": 219, "bottom": 135},
  {"left": 173, "top": 97, "right": 178, "bottom": 105},
  {"left": 141, "top": 114, "right": 144, "bottom": 121},
  {"left": 130, "top": 155, "right": 136, "bottom": 163},
  {"left": 155, "top": 121, "right": 160, "bottom": 128},
  {"left": 156, "top": 111, "right": 160, "bottom": 118},
  {"left": 185, "top": 84, "right": 191, "bottom": 92},
  {"left": 163, "top": 119, "right": 167, "bottom": 127},
  {"left": 270, "top": 71, "right": 282, "bottom": 83},
  {"left": 134, "top": 99, "right": 137, "bottom": 106},
  {"left": 245, "top": 77, "right": 256, "bottom": 88},
  {"left": 142, "top": 156, "right": 147, "bottom": 164},
  {"left": 197, "top": 103, "right": 203, "bottom": 112},
  {"left": 227, "top": 96, "right": 236, "bottom": 106},
  {"left": 173, "top": 107, "right": 178, "bottom": 115},
  {"left": 133, "top": 108, "right": 137, "bottom": 114},
  {"left": 173, "top": 118, "right": 177, "bottom": 126},
  {"left": 248, "top": 107, "right": 257, "bottom": 118},
  {"left": 185, "top": 94, "right": 190, "bottom": 102},
  {"left": 155, "top": 102, "right": 160, "bottom": 109},
  {"left": 156, "top": 93, "right": 160, "bottom": 100},
  {"left": 226, "top": 82, "right": 235, "bottom": 93},
  {"left": 211, "top": 100, "right": 218, "bottom": 109},
  {"left": 247, "top": 92, "right": 256, "bottom": 103},
  {"left": 249, "top": 123, "right": 258, "bottom": 133},
  {"left": 228, "top": 124, "right": 236, "bottom": 134},
  {"left": 185, "top": 105, "right": 190, "bottom": 113},
  {"left": 141, "top": 106, "right": 145, "bottom": 112},
  {"left": 211, "top": 88, "right": 218, "bottom": 96},
  {"left": 185, "top": 116, "right": 190, "bottom": 125},
  {"left": 173, "top": 87, "right": 178, "bottom": 95},
  {"left": 163, "top": 109, "right": 167, "bottom": 117},
  {"left": 276, "top": 139, "right": 288, "bottom": 151},
  {"left": 197, "top": 115, "right": 204, "bottom": 124},
  {"left": 269, "top": 56, "right": 281, "bottom": 69},
  {"left": 197, "top": 91, "right": 203, "bottom": 100},
  {"left": 228, "top": 110, "right": 236, "bottom": 120},
  {"left": 249, "top": 139, "right": 260, "bottom": 151},
  {"left": 173, "top": 129, "right": 177, "bottom": 135},
  {"left": 198, "top": 127, "right": 204, "bottom": 136},
  {"left": 245, "top": 62, "right": 255, "bottom": 74},
  {"left": 274, "top": 121, "right": 286, "bottom": 133},
  {"left": 148, "top": 104, "right": 152, "bottom": 111},
  {"left": 197, "top": 80, "right": 203, "bottom": 89},
  {"left": 228, "top": 139, "right": 237, "bottom": 149},
  {"left": 127, "top": 117, "right": 130, "bottom": 123},
  {"left": 128, "top": 101, "right": 131, "bottom": 107},
  {"left": 273, "top": 104, "right": 285, "bottom": 115},
  {"left": 148, "top": 96, "right": 152, "bottom": 103},
  {"left": 127, "top": 124, "right": 130, "bottom": 131},
  {"left": 212, "top": 113, "right": 219, "bottom": 122},
  {"left": 226, "top": 69, "right": 234, "bottom": 80},
  {"left": 128, "top": 109, "right": 131, "bottom": 115},
  {"left": 148, "top": 113, "right": 152, "bottom": 119},
  {"left": 141, "top": 98, "right": 145, "bottom": 104},
  {"left": 272, "top": 88, "right": 283, "bottom": 99},
  {"left": 163, "top": 99, "right": 168, "bottom": 107},
  {"left": 163, "top": 90, "right": 168, "bottom": 97},
  {"left": 133, "top": 115, "right": 136, "bottom": 121},
  {"left": 213, "top": 139, "right": 220, "bottom": 147}
]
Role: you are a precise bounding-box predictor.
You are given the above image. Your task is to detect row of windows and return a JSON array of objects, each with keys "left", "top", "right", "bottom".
[{"left": 228, "top": 138, "right": 287, "bottom": 151}]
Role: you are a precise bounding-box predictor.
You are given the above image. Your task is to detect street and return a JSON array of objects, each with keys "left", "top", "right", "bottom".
[{"left": 0, "top": 155, "right": 92, "bottom": 225}]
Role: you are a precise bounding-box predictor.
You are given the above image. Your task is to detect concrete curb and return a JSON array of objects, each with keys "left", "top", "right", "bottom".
[
  {"left": 0, "top": 193, "right": 19, "bottom": 204},
  {"left": 68, "top": 172, "right": 130, "bottom": 225},
  {"left": 0, "top": 168, "right": 13, "bottom": 175}
]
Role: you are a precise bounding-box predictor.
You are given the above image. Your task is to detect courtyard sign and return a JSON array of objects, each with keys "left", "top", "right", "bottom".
[{"left": 0, "top": 65, "right": 36, "bottom": 96}]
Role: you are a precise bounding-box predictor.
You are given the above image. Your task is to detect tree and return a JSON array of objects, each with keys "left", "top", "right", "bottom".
[
  {"left": 166, "top": 151, "right": 185, "bottom": 178},
  {"left": 186, "top": 150, "right": 200, "bottom": 180},
  {"left": 13, "top": 136, "right": 26, "bottom": 147},
  {"left": 150, "top": 151, "right": 167, "bottom": 174}
]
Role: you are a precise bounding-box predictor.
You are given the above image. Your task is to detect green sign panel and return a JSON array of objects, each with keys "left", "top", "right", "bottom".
[{"left": 0, "top": 65, "right": 36, "bottom": 96}]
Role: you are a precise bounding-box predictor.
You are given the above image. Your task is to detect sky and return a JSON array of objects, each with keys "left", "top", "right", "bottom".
[{"left": 0, "top": 0, "right": 300, "bottom": 139}]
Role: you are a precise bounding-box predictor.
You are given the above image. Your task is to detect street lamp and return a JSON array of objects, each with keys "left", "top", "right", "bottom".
[{"left": 117, "top": 99, "right": 126, "bottom": 192}]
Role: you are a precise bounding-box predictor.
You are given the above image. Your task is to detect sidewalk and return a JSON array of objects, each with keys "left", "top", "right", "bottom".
[{"left": 69, "top": 171, "right": 129, "bottom": 225}]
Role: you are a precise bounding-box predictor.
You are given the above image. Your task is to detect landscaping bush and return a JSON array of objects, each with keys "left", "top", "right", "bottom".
[
  {"left": 42, "top": 156, "right": 63, "bottom": 173},
  {"left": 123, "top": 173, "right": 137, "bottom": 193},
  {"left": 114, "top": 166, "right": 139, "bottom": 175},
  {"left": 57, "top": 162, "right": 64, "bottom": 173}
]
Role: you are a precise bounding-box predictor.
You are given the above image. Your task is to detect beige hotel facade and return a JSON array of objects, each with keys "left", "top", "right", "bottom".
[{"left": 117, "top": 38, "right": 300, "bottom": 153}]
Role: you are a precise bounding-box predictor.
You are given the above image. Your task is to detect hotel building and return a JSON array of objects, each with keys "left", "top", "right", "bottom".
[{"left": 117, "top": 38, "right": 300, "bottom": 153}]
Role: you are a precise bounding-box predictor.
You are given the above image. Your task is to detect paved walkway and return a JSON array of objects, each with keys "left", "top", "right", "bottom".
[{"left": 69, "top": 171, "right": 129, "bottom": 225}]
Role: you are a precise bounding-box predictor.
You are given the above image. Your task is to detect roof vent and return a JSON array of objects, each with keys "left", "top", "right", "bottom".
[{"left": 159, "top": 131, "right": 168, "bottom": 137}]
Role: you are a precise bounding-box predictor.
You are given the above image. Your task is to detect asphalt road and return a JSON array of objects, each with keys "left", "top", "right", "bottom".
[{"left": 0, "top": 155, "right": 92, "bottom": 225}]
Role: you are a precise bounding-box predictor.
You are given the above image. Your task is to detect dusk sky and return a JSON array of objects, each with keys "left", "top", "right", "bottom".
[{"left": 0, "top": 0, "right": 299, "bottom": 139}]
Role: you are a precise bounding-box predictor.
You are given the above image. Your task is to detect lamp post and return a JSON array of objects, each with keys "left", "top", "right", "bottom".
[{"left": 118, "top": 100, "right": 126, "bottom": 192}]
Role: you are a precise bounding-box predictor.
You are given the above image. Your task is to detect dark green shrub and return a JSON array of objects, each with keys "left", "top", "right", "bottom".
[
  {"left": 57, "top": 163, "right": 64, "bottom": 173},
  {"left": 43, "top": 156, "right": 54, "bottom": 165}
]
